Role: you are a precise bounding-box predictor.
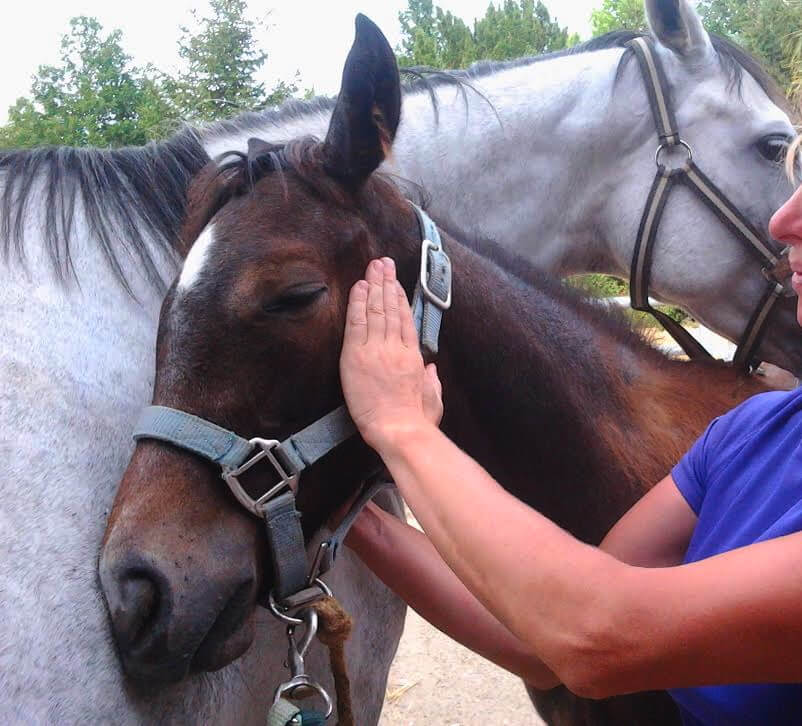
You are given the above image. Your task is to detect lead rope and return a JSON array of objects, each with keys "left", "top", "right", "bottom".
[
  {"left": 313, "top": 597, "right": 354, "bottom": 726},
  {"left": 266, "top": 597, "right": 354, "bottom": 726}
]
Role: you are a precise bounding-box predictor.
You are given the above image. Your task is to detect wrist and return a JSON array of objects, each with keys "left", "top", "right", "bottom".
[{"left": 362, "top": 415, "right": 438, "bottom": 457}]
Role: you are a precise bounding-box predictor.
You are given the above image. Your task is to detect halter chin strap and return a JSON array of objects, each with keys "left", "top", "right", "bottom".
[
  {"left": 133, "top": 202, "right": 451, "bottom": 604},
  {"left": 626, "top": 37, "right": 793, "bottom": 371}
]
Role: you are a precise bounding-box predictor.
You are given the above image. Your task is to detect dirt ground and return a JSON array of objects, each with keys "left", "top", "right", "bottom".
[
  {"left": 379, "top": 607, "right": 544, "bottom": 725},
  {"left": 376, "top": 508, "right": 544, "bottom": 725}
]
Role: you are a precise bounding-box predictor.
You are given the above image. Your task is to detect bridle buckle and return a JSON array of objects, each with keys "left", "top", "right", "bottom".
[
  {"left": 420, "top": 238, "right": 452, "bottom": 310},
  {"left": 222, "top": 438, "right": 300, "bottom": 518},
  {"left": 761, "top": 247, "right": 795, "bottom": 297}
]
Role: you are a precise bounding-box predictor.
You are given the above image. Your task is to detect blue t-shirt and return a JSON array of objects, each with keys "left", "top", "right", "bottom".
[{"left": 668, "top": 387, "right": 802, "bottom": 725}]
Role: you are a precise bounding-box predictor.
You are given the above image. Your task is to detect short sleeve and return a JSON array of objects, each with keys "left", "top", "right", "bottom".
[
  {"left": 671, "top": 416, "right": 723, "bottom": 515},
  {"left": 670, "top": 390, "right": 790, "bottom": 515}
]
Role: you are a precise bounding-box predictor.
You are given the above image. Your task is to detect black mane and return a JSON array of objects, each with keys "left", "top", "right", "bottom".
[
  {"left": 394, "top": 30, "right": 784, "bottom": 109},
  {"left": 0, "top": 127, "right": 208, "bottom": 294},
  {"left": 0, "top": 30, "right": 784, "bottom": 294}
]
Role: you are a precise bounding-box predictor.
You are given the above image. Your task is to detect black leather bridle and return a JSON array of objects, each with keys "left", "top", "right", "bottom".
[{"left": 626, "top": 37, "right": 793, "bottom": 372}]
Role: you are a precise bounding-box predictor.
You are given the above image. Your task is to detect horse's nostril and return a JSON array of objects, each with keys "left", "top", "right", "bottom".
[{"left": 111, "top": 573, "right": 159, "bottom": 651}]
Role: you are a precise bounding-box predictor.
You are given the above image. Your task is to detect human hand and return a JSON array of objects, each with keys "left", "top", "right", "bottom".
[
  {"left": 422, "top": 362, "right": 443, "bottom": 427},
  {"left": 340, "top": 257, "right": 442, "bottom": 452}
]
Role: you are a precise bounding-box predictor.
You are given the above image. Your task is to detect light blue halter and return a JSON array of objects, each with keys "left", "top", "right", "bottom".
[{"left": 132, "top": 203, "right": 452, "bottom": 603}]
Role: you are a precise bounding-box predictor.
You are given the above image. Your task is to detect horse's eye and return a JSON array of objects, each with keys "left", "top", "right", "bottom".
[
  {"left": 263, "top": 284, "right": 327, "bottom": 314},
  {"left": 757, "top": 134, "right": 790, "bottom": 164}
]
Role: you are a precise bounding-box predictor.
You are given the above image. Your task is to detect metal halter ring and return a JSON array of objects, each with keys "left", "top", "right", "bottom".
[
  {"left": 268, "top": 578, "right": 333, "bottom": 625},
  {"left": 274, "top": 676, "right": 334, "bottom": 719},
  {"left": 655, "top": 139, "right": 693, "bottom": 170}
]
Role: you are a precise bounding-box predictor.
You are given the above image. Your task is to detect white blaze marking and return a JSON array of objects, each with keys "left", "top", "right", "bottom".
[{"left": 178, "top": 223, "right": 215, "bottom": 291}]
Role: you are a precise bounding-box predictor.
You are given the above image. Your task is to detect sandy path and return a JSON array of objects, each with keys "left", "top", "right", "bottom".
[
  {"left": 379, "top": 607, "right": 544, "bottom": 725},
  {"left": 376, "top": 509, "right": 545, "bottom": 725}
]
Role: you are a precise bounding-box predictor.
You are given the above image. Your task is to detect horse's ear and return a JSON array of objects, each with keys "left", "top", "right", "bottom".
[
  {"left": 645, "top": 0, "right": 712, "bottom": 58},
  {"left": 323, "top": 14, "right": 401, "bottom": 189},
  {"left": 180, "top": 161, "right": 241, "bottom": 253}
]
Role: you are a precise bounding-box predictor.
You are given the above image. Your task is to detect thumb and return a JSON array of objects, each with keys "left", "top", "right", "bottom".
[{"left": 425, "top": 363, "right": 442, "bottom": 397}]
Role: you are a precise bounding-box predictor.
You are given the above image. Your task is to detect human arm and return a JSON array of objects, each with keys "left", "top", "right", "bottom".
[
  {"left": 346, "top": 501, "right": 561, "bottom": 689},
  {"left": 600, "top": 474, "right": 697, "bottom": 567},
  {"left": 340, "top": 258, "right": 802, "bottom": 698},
  {"left": 343, "top": 473, "right": 695, "bottom": 690},
  {"left": 371, "top": 408, "right": 802, "bottom": 698}
]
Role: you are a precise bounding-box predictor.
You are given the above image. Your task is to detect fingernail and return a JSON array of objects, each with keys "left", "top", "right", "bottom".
[
  {"left": 371, "top": 259, "right": 382, "bottom": 272},
  {"left": 382, "top": 257, "right": 395, "bottom": 270}
]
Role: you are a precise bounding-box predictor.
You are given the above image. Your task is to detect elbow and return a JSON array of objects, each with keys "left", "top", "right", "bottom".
[
  {"left": 547, "top": 607, "right": 638, "bottom": 700},
  {"left": 560, "top": 666, "right": 620, "bottom": 701}
]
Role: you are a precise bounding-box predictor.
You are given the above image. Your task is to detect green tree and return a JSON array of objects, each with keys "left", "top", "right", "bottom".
[
  {"left": 0, "top": 17, "right": 174, "bottom": 148},
  {"left": 398, "top": 0, "right": 571, "bottom": 68},
  {"left": 398, "top": 0, "right": 476, "bottom": 67},
  {"left": 695, "top": 0, "right": 750, "bottom": 36},
  {"left": 473, "top": 0, "right": 570, "bottom": 59},
  {"left": 168, "top": 0, "right": 295, "bottom": 121},
  {"left": 590, "top": 0, "right": 647, "bottom": 36},
  {"left": 697, "top": 0, "right": 802, "bottom": 96}
]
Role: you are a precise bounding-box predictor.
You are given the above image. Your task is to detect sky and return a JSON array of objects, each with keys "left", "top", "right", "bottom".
[{"left": 0, "top": 0, "right": 600, "bottom": 123}]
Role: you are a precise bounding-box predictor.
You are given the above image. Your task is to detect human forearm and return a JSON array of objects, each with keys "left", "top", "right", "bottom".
[
  {"left": 374, "top": 423, "right": 629, "bottom": 691},
  {"left": 340, "top": 259, "right": 631, "bottom": 693},
  {"left": 347, "top": 502, "right": 560, "bottom": 689}
]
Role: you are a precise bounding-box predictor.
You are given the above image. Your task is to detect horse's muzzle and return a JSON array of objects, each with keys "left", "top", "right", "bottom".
[{"left": 99, "top": 544, "right": 259, "bottom": 682}]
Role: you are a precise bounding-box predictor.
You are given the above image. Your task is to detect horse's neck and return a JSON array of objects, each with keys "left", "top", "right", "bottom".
[
  {"left": 391, "top": 49, "right": 635, "bottom": 275},
  {"left": 435, "top": 238, "right": 764, "bottom": 542},
  {"left": 201, "top": 50, "right": 633, "bottom": 276}
]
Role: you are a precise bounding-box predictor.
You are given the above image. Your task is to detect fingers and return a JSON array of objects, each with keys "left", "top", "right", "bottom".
[
  {"left": 382, "top": 258, "right": 401, "bottom": 341},
  {"left": 423, "top": 362, "right": 444, "bottom": 426},
  {"left": 344, "top": 280, "right": 369, "bottom": 346},
  {"left": 351, "top": 257, "right": 416, "bottom": 346},
  {"left": 398, "top": 280, "right": 418, "bottom": 348},
  {"left": 425, "top": 363, "right": 442, "bottom": 399},
  {"left": 365, "top": 259, "right": 385, "bottom": 341}
]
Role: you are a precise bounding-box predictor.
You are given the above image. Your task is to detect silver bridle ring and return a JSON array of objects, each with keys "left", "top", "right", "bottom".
[
  {"left": 268, "top": 578, "right": 333, "bottom": 625},
  {"left": 655, "top": 139, "right": 693, "bottom": 169},
  {"left": 274, "top": 676, "right": 334, "bottom": 719}
]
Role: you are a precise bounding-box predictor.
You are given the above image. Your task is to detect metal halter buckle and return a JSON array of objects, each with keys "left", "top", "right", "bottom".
[
  {"left": 762, "top": 247, "right": 796, "bottom": 297},
  {"left": 420, "top": 238, "right": 452, "bottom": 310},
  {"left": 221, "top": 438, "right": 300, "bottom": 518}
]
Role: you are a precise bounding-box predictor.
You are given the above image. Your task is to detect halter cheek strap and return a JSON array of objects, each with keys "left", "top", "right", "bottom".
[
  {"left": 132, "top": 203, "right": 451, "bottom": 605},
  {"left": 412, "top": 202, "right": 452, "bottom": 355}
]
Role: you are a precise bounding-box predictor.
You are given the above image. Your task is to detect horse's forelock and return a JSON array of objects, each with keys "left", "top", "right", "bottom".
[{"left": 183, "top": 135, "right": 395, "bottom": 250}]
